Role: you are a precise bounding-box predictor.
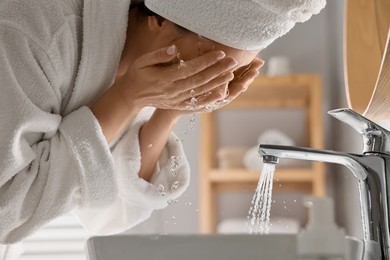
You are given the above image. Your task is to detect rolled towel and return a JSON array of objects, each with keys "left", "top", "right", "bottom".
[
  {"left": 258, "top": 129, "right": 295, "bottom": 146},
  {"left": 145, "top": 0, "right": 326, "bottom": 50},
  {"left": 243, "top": 129, "right": 297, "bottom": 170}
]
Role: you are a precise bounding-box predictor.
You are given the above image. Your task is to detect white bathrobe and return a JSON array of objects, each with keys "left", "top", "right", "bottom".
[{"left": 0, "top": 0, "right": 190, "bottom": 246}]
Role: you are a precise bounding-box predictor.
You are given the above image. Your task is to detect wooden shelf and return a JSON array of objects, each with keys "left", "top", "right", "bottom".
[
  {"left": 208, "top": 168, "right": 315, "bottom": 183},
  {"left": 223, "top": 75, "right": 313, "bottom": 110}
]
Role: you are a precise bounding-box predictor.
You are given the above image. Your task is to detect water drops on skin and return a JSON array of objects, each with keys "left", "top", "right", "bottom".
[
  {"left": 148, "top": 144, "right": 153, "bottom": 149},
  {"left": 204, "top": 105, "right": 214, "bottom": 110},
  {"left": 176, "top": 53, "right": 186, "bottom": 68},
  {"left": 183, "top": 90, "right": 198, "bottom": 134},
  {"left": 179, "top": 59, "right": 186, "bottom": 68},
  {"left": 214, "top": 99, "right": 229, "bottom": 107},
  {"left": 185, "top": 89, "right": 198, "bottom": 111}
]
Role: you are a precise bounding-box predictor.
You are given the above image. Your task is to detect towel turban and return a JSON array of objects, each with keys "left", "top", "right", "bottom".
[{"left": 144, "top": 0, "right": 326, "bottom": 50}]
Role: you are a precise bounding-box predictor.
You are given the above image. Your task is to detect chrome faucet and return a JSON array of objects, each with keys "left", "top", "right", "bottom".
[{"left": 258, "top": 108, "right": 390, "bottom": 260}]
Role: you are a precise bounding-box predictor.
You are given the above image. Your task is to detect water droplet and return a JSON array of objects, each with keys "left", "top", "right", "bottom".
[
  {"left": 185, "top": 202, "right": 192, "bottom": 206},
  {"left": 169, "top": 156, "right": 180, "bottom": 176},
  {"left": 148, "top": 144, "right": 153, "bottom": 149},
  {"left": 293, "top": 200, "right": 297, "bottom": 203},
  {"left": 214, "top": 99, "right": 229, "bottom": 107},
  {"left": 167, "top": 200, "right": 174, "bottom": 205},
  {"left": 187, "top": 125, "right": 195, "bottom": 132},
  {"left": 158, "top": 184, "right": 165, "bottom": 192},
  {"left": 170, "top": 170, "right": 177, "bottom": 176},
  {"left": 178, "top": 59, "right": 186, "bottom": 68},
  {"left": 204, "top": 104, "right": 214, "bottom": 110},
  {"left": 171, "top": 216, "right": 176, "bottom": 220},
  {"left": 171, "top": 181, "right": 180, "bottom": 190},
  {"left": 190, "top": 89, "right": 196, "bottom": 97}
]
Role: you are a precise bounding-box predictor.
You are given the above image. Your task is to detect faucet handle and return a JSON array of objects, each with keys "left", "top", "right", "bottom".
[{"left": 328, "top": 108, "right": 390, "bottom": 154}]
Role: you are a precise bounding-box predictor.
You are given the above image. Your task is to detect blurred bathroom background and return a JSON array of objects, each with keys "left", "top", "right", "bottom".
[{"left": 19, "top": 1, "right": 370, "bottom": 259}]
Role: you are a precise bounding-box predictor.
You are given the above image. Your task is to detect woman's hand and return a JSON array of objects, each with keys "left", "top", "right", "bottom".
[
  {"left": 115, "top": 45, "right": 237, "bottom": 111},
  {"left": 173, "top": 57, "right": 265, "bottom": 114}
]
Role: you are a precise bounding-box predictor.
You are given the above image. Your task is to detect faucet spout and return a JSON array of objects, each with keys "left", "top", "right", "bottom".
[
  {"left": 259, "top": 144, "right": 390, "bottom": 259},
  {"left": 259, "top": 145, "right": 368, "bottom": 180}
]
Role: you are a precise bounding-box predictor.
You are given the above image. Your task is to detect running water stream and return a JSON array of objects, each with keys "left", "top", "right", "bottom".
[{"left": 245, "top": 163, "right": 276, "bottom": 235}]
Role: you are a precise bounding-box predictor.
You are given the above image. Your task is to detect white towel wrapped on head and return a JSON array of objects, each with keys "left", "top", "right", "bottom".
[{"left": 145, "top": 0, "right": 326, "bottom": 50}]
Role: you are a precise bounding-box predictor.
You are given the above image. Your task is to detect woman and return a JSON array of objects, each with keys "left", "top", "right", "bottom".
[{"left": 0, "top": 0, "right": 325, "bottom": 245}]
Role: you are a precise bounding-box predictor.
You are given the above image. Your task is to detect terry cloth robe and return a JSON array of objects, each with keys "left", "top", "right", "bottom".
[{"left": 0, "top": 0, "right": 190, "bottom": 244}]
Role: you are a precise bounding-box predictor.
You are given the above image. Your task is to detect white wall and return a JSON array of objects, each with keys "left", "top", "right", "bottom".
[{"left": 129, "top": 0, "right": 365, "bottom": 237}]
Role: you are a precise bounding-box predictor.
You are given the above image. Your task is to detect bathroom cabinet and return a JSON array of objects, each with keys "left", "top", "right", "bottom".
[{"left": 199, "top": 74, "right": 326, "bottom": 233}]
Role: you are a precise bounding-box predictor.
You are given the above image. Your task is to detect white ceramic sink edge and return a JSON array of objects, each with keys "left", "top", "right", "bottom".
[{"left": 86, "top": 234, "right": 364, "bottom": 260}]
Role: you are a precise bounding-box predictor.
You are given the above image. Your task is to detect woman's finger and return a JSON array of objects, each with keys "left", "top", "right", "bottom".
[
  {"left": 234, "top": 58, "right": 264, "bottom": 80},
  {"left": 173, "top": 59, "right": 237, "bottom": 93},
  {"left": 170, "top": 72, "right": 234, "bottom": 105},
  {"left": 164, "top": 50, "right": 228, "bottom": 81},
  {"left": 196, "top": 84, "right": 228, "bottom": 108},
  {"left": 134, "top": 45, "right": 179, "bottom": 68},
  {"left": 175, "top": 85, "right": 227, "bottom": 111},
  {"left": 227, "top": 68, "right": 260, "bottom": 101}
]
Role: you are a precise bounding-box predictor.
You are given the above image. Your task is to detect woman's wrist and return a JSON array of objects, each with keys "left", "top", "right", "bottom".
[
  {"left": 90, "top": 84, "right": 141, "bottom": 144},
  {"left": 152, "top": 109, "right": 182, "bottom": 126},
  {"left": 114, "top": 76, "right": 144, "bottom": 112},
  {"left": 138, "top": 109, "right": 181, "bottom": 182}
]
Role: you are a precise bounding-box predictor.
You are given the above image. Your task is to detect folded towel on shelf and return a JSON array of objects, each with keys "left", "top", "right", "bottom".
[
  {"left": 243, "top": 129, "right": 297, "bottom": 171},
  {"left": 217, "top": 147, "right": 248, "bottom": 169},
  {"left": 145, "top": 0, "right": 326, "bottom": 50}
]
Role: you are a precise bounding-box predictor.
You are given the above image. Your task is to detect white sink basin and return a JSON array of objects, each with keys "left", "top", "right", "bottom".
[{"left": 86, "top": 234, "right": 365, "bottom": 260}]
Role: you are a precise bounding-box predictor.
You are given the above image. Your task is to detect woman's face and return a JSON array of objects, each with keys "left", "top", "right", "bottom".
[{"left": 157, "top": 20, "right": 261, "bottom": 72}]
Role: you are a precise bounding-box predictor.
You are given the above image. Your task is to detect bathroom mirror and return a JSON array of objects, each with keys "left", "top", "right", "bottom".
[{"left": 344, "top": 0, "right": 390, "bottom": 117}]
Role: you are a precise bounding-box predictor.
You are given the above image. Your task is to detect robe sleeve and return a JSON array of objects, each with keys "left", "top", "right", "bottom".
[{"left": 73, "top": 112, "right": 190, "bottom": 235}]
